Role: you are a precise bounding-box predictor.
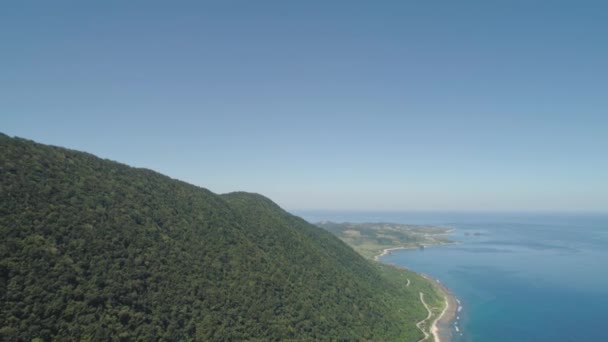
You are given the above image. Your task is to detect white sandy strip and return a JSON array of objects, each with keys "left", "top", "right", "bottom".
[
  {"left": 430, "top": 296, "right": 449, "bottom": 342},
  {"left": 374, "top": 246, "right": 414, "bottom": 261},
  {"left": 374, "top": 240, "right": 462, "bottom": 261},
  {"left": 374, "top": 242, "right": 462, "bottom": 261},
  {"left": 406, "top": 278, "right": 411, "bottom": 287}
]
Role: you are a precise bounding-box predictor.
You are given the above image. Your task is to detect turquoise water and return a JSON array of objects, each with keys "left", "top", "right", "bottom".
[{"left": 298, "top": 211, "right": 608, "bottom": 342}]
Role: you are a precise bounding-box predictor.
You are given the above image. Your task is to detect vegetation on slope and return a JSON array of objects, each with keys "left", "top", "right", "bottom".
[{"left": 0, "top": 134, "right": 442, "bottom": 341}]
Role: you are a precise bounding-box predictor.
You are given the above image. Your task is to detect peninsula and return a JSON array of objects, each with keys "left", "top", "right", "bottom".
[{"left": 316, "top": 221, "right": 456, "bottom": 259}]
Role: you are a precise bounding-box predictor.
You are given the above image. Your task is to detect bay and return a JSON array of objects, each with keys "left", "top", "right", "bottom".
[{"left": 298, "top": 211, "right": 608, "bottom": 341}]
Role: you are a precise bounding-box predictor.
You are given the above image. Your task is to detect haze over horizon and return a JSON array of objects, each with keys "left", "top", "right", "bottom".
[{"left": 3, "top": 1, "right": 607, "bottom": 212}]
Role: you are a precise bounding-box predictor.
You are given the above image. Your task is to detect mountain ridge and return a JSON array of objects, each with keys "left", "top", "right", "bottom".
[{"left": 0, "top": 133, "right": 439, "bottom": 341}]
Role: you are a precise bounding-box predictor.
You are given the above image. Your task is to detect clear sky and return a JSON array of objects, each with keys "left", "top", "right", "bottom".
[{"left": 2, "top": 1, "right": 607, "bottom": 211}]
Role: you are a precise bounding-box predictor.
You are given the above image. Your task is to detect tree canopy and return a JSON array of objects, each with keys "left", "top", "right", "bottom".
[{"left": 0, "top": 133, "right": 439, "bottom": 341}]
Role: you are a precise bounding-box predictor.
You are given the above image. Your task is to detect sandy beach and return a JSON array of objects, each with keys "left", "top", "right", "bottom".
[
  {"left": 429, "top": 277, "right": 459, "bottom": 342},
  {"left": 373, "top": 242, "right": 460, "bottom": 262},
  {"left": 420, "top": 274, "right": 459, "bottom": 342},
  {"left": 373, "top": 246, "right": 418, "bottom": 261},
  {"left": 414, "top": 281, "right": 457, "bottom": 342}
]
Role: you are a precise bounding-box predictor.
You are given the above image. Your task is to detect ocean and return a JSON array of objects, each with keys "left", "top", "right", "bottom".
[{"left": 297, "top": 211, "right": 608, "bottom": 342}]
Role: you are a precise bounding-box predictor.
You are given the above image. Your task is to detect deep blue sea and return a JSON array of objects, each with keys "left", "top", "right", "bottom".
[{"left": 296, "top": 211, "right": 608, "bottom": 342}]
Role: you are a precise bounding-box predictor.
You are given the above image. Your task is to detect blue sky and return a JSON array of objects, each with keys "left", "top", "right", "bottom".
[{"left": 2, "top": 1, "right": 607, "bottom": 211}]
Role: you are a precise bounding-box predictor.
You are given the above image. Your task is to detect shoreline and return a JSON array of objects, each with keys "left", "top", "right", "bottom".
[
  {"left": 376, "top": 246, "right": 460, "bottom": 342},
  {"left": 422, "top": 274, "right": 459, "bottom": 342},
  {"left": 373, "top": 241, "right": 460, "bottom": 262},
  {"left": 373, "top": 246, "right": 417, "bottom": 261}
]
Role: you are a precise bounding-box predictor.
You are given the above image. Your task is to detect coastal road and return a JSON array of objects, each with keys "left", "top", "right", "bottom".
[{"left": 416, "top": 292, "right": 432, "bottom": 342}]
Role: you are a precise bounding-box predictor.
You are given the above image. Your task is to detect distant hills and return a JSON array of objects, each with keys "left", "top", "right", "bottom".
[{"left": 0, "top": 133, "right": 441, "bottom": 341}]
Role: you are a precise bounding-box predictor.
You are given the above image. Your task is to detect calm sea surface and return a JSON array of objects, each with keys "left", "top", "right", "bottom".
[{"left": 296, "top": 211, "right": 608, "bottom": 342}]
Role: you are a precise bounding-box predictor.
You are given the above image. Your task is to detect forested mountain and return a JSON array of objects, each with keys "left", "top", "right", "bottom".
[{"left": 0, "top": 133, "right": 439, "bottom": 341}]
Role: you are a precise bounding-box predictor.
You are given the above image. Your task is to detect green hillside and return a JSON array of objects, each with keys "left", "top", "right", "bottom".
[{"left": 0, "top": 134, "right": 441, "bottom": 341}]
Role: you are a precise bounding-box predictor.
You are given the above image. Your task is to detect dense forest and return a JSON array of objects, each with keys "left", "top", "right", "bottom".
[{"left": 0, "top": 133, "right": 441, "bottom": 341}]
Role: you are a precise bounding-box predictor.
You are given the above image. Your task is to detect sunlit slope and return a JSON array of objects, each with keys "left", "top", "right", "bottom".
[{"left": 0, "top": 133, "right": 437, "bottom": 341}]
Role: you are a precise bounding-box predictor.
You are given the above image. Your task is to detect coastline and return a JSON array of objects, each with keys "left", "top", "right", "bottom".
[
  {"left": 376, "top": 247, "right": 460, "bottom": 342},
  {"left": 422, "top": 274, "right": 459, "bottom": 342},
  {"left": 373, "top": 246, "right": 417, "bottom": 261},
  {"left": 373, "top": 242, "right": 460, "bottom": 262}
]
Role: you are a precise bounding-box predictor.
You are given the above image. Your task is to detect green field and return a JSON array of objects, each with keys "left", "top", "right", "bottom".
[{"left": 317, "top": 221, "right": 454, "bottom": 259}]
